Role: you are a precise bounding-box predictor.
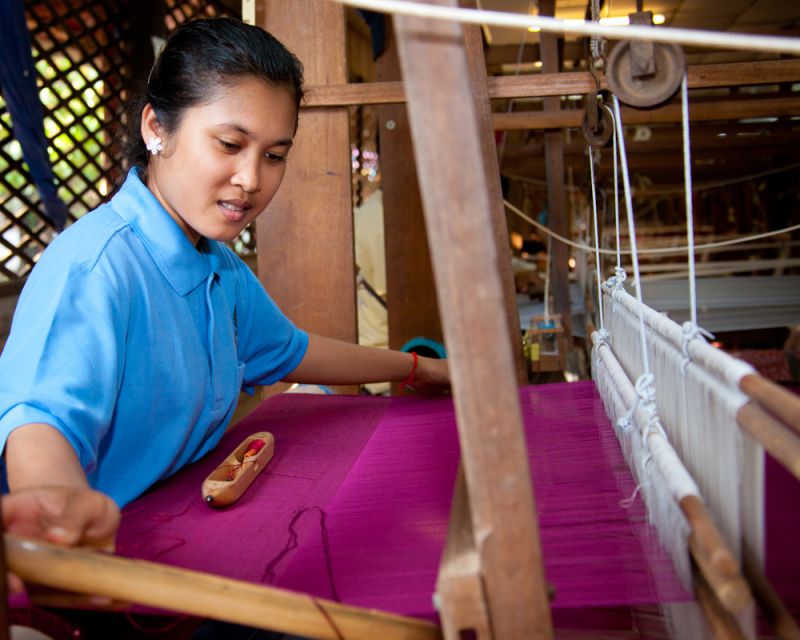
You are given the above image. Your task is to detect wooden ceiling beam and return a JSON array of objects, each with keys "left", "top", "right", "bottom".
[
  {"left": 484, "top": 41, "right": 714, "bottom": 71},
  {"left": 302, "top": 59, "right": 800, "bottom": 107},
  {"left": 483, "top": 41, "right": 586, "bottom": 70},
  {"left": 502, "top": 151, "right": 797, "bottom": 177},
  {"left": 503, "top": 127, "right": 800, "bottom": 158},
  {"left": 493, "top": 96, "right": 800, "bottom": 130}
]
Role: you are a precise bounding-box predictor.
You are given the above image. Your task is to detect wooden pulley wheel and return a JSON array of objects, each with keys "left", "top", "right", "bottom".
[
  {"left": 606, "top": 40, "right": 685, "bottom": 108},
  {"left": 582, "top": 99, "right": 614, "bottom": 148}
]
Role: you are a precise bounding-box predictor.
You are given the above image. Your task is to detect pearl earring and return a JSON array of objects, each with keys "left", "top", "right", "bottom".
[{"left": 146, "top": 137, "right": 164, "bottom": 155}]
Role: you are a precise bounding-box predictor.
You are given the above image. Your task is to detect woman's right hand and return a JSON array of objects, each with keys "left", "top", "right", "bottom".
[
  {"left": 3, "top": 486, "right": 119, "bottom": 550},
  {"left": 2, "top": 486, "right": 119, "bottom": 595}
]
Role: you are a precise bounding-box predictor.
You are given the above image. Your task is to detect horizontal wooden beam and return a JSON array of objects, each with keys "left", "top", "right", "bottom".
[
  {"left": 5, "top": 534, "right": 441, "bottom": 640},
  {"left": 484, "top": 42, "right": 717, "bottom": 70},
  {"left": 484, "top": 42, "right": 585, "bottom": 69},
  {"left": 503, "top": 128, "right": 800, "bottom": 159},
  {"left": 493, "top": 96, "right": 800, "bottom": 130},
  {"left": 302, "top": 59, "right": 800, "bottom": 107}
]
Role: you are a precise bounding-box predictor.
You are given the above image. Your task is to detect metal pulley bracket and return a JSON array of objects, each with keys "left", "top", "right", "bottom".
[
  {"left": 606, "top": 11, "right": 685, "bottom": 108},
  {"left": 582, "top": 90, "right": 614, "bottom": 148}
]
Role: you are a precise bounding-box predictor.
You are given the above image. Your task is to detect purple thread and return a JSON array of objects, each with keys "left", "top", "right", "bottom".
[{"left": 261, "top": 506, "right": 340, "bottom": 602}]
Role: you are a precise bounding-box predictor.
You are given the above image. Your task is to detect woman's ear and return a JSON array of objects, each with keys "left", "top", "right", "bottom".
[{"left": 140, "top": 104, "right": 163, "bottom": 147}]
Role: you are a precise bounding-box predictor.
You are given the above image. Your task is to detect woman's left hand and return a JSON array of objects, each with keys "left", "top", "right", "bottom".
[{"left": 409, "top": 356, "right": 450, "bottom": 394}]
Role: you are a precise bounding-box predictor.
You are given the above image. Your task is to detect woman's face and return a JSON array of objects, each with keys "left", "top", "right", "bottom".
[{"left": 141, "top": 75, "right": 297, "bottom": 246}]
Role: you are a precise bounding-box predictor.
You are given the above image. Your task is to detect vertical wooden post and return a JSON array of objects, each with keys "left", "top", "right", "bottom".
[
  {"left": 256, "top": 1, "right": 356, "bottom": 347},
  {"left": 394, "top": 2, "right": 553, "bottom": 637},
  {"left": 377, "top": 21, "right": 444, "bottom": 391},
  {"left": 539, "top": 0, "right": 572, "bottom": 335},
  {"left": 460, "top": 0, "right": 527, "bottom": 385}
]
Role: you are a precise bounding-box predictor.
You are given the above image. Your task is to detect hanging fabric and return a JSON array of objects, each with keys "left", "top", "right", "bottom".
[{"left": 0, "top": 0, "right": 68, "bottom": 230}]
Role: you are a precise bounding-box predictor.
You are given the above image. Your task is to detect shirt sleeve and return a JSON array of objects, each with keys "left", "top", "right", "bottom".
[
  {"left": 234, "top": 259, "right": 309, "bottom": 389},
  {"left": 0, "top": 260, "right": 126, "bottom": 472}
]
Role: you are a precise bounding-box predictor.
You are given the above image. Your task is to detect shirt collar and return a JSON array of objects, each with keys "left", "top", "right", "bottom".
[{"left": 111, "top": 169, "right": 213, "bottom": 296}]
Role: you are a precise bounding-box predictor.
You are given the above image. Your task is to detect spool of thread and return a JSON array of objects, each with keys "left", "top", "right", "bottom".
[{"left": 243, "top": 439, "right": 266, "bottom": 459}]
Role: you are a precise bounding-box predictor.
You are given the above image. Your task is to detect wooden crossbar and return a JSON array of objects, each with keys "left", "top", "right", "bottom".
[
  {"left": 300, "top": 59, "right": 800, "bottom": 107},
  {"left": 4, "top": 535, "right": 441, "bottom": 640}
]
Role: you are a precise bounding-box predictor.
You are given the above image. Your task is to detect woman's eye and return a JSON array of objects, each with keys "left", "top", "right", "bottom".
[
  {"left": 265, "top": 152, "right": 287, "bottom": 163},
  {"left": 218, "top": 139, "right": 240, "bottom": 151}
]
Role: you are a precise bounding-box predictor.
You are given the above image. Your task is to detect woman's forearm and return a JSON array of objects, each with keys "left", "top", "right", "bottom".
[
  {"left": 284, "top": 333, "right": 416, "bottom": 385},
  {"left": 6, "top": 423, "right": 88, "bottom": 491}
]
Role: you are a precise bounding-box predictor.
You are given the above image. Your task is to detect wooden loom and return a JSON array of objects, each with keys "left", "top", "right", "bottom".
[{"left": 3, "top": 1, "right": 800, "bottom": 638}]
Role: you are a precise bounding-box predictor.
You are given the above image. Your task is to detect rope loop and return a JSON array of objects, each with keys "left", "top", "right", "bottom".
[
  {"left": 604, "top": 266, "right": 627, "bottom": 292},
  {"left": 616, "top": 412, "right": 633, "bottom": 433},
  {"left": 616, "top": 372, "right": 656, "bottom": 435},
  {"left": 634, "top": 373, "right": 663, "bottom": 442},
  {"left": 680, "top": 321, "right": 715, "bottom": 372},
  {"left": 634, "top": 372, "right": 656, "bottom": 403}
]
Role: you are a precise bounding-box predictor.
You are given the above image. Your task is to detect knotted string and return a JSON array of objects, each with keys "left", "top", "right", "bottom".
[{"left": 681, "top": 321, "right": 715, "bottom": 373}]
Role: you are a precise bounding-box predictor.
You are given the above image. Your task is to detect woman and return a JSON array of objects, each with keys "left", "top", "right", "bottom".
[{"left": 0, "top": 18, "right": 449, "bottom": 550}]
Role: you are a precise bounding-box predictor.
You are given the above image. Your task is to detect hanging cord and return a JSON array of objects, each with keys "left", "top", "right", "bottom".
[
  {"left": 609, "top": 94, "right": 662, "bottom": 436},
  {"left": 589, "top": 0, "right": 603, "bottom": 61},
  {"left": 606, "top": 103, "right": 626, "bottom": 291},
  {"left": 681, "top": 74, "right": 698, "bottom": 328},
  {"left": 504, "top": 199, "right": 800, "bottom": 256},
  {"left": 588, "top": 146, "right": 607, "bottom": 339},
  {"left": 611, "top": 107, "right": 622, "bottom": 272},
  {"left": 679, "top": 74, "right": 715, "bottom": 368},
  {"left": 611, "top": 95, "right": 649, "bottom": 374}
]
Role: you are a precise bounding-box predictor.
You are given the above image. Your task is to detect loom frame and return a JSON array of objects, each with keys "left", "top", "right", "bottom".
[{"left": 2, "top": 1, "right": 800, "bottom": 638}]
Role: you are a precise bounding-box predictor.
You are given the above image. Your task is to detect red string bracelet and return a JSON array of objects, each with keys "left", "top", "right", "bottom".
[{"left": 402, "top": 351, "right": 419, "bottom": 388}]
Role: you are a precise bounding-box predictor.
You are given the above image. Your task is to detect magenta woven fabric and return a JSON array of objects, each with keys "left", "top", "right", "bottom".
[
  {"left": 766, "top": 452, "right": 800, "bottom": 612},
  {"left": 117, "top": 382, "right": 689, "bottom": 619}
]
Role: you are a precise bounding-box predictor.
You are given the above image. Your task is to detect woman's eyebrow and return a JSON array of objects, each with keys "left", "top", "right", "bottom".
[{"left": 216, "top": 123, "right": 294, "bottom": 147}]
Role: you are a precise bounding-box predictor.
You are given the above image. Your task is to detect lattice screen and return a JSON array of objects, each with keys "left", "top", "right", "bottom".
[
  {"left": 0, "top": 0, "right": 131, "bottom": 281},
  {"left": 0, "top": 0, "right": 241, "bottom": 283}
]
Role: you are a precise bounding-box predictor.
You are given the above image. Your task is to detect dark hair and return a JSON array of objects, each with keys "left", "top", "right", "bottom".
[{"left": 125, "top": 18, "right": 305, "bottom": 176}]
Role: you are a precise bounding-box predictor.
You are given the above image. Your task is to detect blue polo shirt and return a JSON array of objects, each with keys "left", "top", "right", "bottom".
[{"left": 0, "top": 170, "right": 308, "bottom": 506}]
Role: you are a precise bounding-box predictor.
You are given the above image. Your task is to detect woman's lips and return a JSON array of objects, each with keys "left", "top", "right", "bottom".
[{"left": 218, "top": 200, "right": 251, "bottom": 223}]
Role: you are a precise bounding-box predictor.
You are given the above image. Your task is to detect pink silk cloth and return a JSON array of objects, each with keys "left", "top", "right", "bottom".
[{"left": 117, "top": 382, "right": 689, "bottom": 621}]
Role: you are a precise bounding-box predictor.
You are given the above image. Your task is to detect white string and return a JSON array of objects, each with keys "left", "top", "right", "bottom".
[
  {"left": 329, "top": 0, "right": 800, "bottom": 55},
  {"left": 619, "top": 482, "right": 648, "bottom": 509},
  {"left": 543, "top": 235, "right": 552, "bottom": 319},
  {"left": 588, "top": 147, "right": 605, "bottom": 333},
  {"left": 610, "top": 106, "right": 621, "bottom": 271},
  {"left": 612, "top": 94, "right": 651, "bottom": 377},
  {"left": 504, "top": 199, "right": 800, "bottom": 256},
  {"left": 680, "top": 75, "right": 698, "bottom": 327}
]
